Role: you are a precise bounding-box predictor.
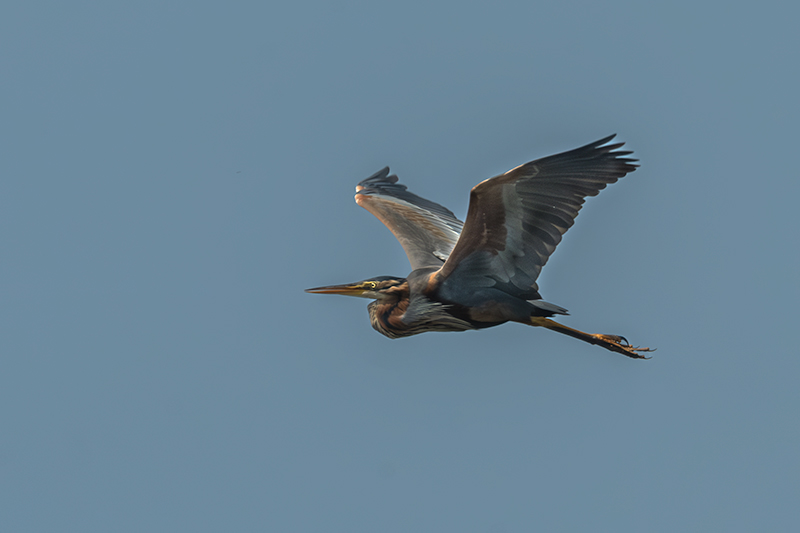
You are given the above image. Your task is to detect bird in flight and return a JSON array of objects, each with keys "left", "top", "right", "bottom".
[{"left": 306, "top": 135, "right": 653, "bottom": 358}]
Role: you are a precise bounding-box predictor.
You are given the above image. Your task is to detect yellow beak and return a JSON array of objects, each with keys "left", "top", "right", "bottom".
[{"left": 304, "top": 282, "right": 370, "bottom": 297}]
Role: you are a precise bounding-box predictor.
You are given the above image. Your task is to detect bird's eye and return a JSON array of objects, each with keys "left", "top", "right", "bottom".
[{"left": 367, "top": 281, "right": 377, "bottom": 289}]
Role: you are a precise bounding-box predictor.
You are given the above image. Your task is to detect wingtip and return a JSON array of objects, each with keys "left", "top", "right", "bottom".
[
  {"left": 356, "top": 166, "right": 399, "bottom": 191},
  {"left": 596, "top": 134, "right": 617, "bottom": 146}
]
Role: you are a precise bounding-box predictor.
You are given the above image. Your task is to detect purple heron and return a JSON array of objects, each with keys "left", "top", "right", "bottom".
[{"left": 306, "top": 135, "right": 652, "bottom": 358}]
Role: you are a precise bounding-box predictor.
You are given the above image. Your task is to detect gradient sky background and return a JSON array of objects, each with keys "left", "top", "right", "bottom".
[{"left": 2, "top": 1, "right": 799, "bottom": 531}]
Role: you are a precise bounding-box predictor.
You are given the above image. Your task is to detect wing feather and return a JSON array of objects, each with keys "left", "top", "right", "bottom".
[
  {"left": 437, "top": 135, "right": 638, "bottom": 299},
  {"left": 355, "top": 168, "right": 464, "bottom": 270}
]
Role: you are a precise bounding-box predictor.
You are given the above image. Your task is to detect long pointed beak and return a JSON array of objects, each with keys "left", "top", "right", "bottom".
[{"left": 305, "top": 283, "right": 370, "bottom": 297}]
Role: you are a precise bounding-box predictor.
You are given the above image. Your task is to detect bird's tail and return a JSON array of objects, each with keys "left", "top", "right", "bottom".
[{"left": 528, "top": 299, "right": 569, "bottom": 316}]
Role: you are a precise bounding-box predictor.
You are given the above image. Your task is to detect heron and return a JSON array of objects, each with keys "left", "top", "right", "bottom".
[{"left": 306, "top": 135, "right": 653, "bottom": 358}]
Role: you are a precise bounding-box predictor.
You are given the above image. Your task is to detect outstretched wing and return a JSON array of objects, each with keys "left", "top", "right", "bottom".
[
  {"left": 436, "top": 135, "right": 638, "bottom": 300},
  {"left": 355, "top": 167, "right": 464, "bottom": 270}
]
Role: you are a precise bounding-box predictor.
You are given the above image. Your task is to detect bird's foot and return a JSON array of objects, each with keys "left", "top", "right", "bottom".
[{"left": 593, "top": 334, "right": 655, "bottom": 359}]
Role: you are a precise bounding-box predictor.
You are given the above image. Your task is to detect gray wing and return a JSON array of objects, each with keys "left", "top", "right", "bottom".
[
  {"left": 355, "top": 167, "right": 464, "bottom": 270},
  {"left": 436, "top": 135, "right": 638, "bottom": 300}
]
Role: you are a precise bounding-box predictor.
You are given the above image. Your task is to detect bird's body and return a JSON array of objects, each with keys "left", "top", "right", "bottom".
[{"left": 307, "top": 135, "right": 653, "bottom": 358}]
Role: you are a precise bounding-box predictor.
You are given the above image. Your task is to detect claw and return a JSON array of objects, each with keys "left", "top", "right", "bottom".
[
  {"left": 600, "top": 334, "right": 629, "bottom": 346},
  {"left": 594, "top": 333, "right": 654, "bottom": 359}
]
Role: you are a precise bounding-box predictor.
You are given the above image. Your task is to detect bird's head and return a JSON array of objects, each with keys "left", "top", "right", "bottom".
[{"left": 305, "top": 276, "right": 408, "bottom": 300}]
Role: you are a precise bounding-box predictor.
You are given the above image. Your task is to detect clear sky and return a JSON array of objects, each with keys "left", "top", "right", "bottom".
[{"left": 2, "top": 1, "right": 798, "bottom": 531}]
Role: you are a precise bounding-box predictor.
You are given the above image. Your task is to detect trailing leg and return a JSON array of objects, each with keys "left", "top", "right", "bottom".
[{"left": 528, "top": 317, "right": 654, "bottom": 359}]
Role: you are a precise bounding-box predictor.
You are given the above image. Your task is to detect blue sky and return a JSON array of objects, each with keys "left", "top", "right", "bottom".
[{"left": 1, "top": 1, "right": 799, "bottom": 531}]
